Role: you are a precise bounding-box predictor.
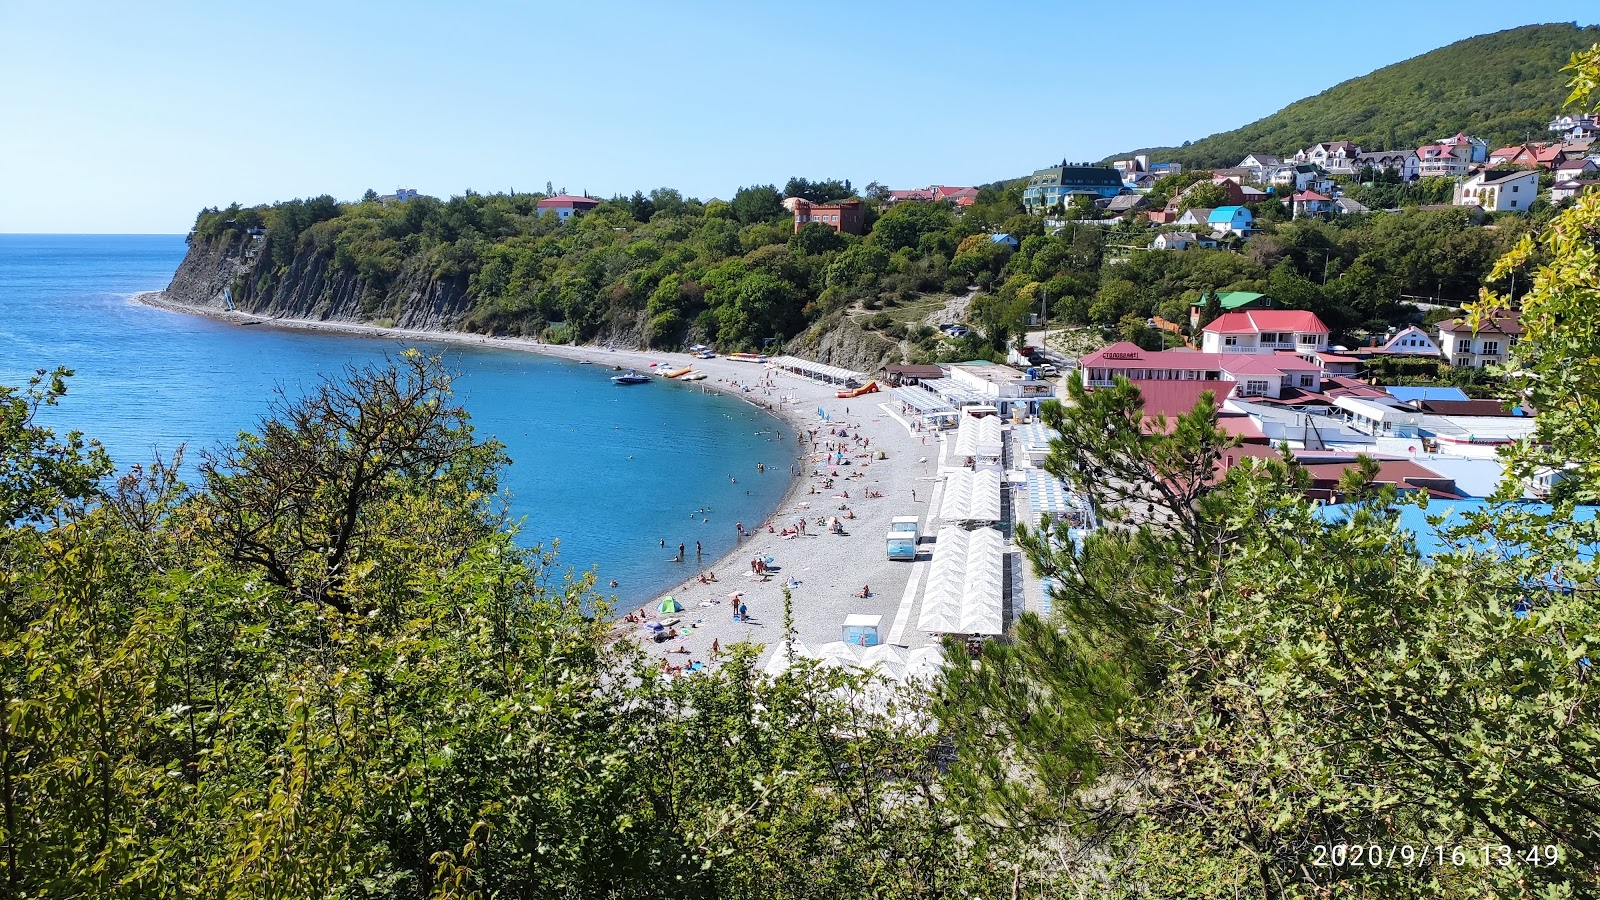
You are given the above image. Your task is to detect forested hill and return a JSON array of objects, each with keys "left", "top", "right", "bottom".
[{"left": 1104, "top": 23, "right": 1600, "bottom": 168}]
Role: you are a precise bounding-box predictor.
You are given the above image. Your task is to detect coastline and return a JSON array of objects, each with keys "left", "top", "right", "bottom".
[{"left": 130, "top": 293, "right": 922, "bottom": 665}]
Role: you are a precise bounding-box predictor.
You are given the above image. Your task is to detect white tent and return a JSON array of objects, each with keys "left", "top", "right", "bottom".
[
  {"left": 764, "top": 640, "right": 946, "bottom": 683},
  {"left": 768, "top": 355, "right": 866, "bottom": 385},
  {"left": 917, "top": 525, "right": 1004, "bottom": 635},
  {"left": 939, "top": 468, "right": 1003, "bottom": 524},
  {"left": 953, "top": 414, "right": 1003, "bottom": 458}
]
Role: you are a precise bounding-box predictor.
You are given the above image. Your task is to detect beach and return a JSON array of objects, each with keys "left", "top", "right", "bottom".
[{"left": 136, "top": 293, "right": 948, "bottom": 669}]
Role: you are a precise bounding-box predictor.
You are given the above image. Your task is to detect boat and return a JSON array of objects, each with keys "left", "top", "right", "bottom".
[
  {"left": 611, "top": 370, "right": 653, "bottom": 385},
  {"left": 680, "top": 371, "right": 707, "bottom": 381},
  {"left": 696, "top": 350, "right": 716, "bottom": 359},
  {"left": 727, "top": 352, "right": 768, "bottom": 363},
  {"left": 662, "top": 366, "right": 693, "bottom": 378},
  {"left": 578, "top": 360, "right": 594, "bottom": 365}
]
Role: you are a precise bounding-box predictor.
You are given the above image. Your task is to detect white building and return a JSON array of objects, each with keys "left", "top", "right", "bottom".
[
  {"left": 945, "top": 364, "right": 1055, "bottom": 418},
  {"left": 1437, "top": 311, "right": 1521, "bottom": 368},
  {"left": 1455, "top": 169, "right": 1540, "bottom": 212},
  {"left": 1199, "top": 309, "right": 1331, "bottom": 355}
]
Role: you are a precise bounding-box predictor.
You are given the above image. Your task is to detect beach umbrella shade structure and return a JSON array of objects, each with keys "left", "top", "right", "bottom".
[{"left": 658, "top": 596, "right": 683, "bottom": 614}]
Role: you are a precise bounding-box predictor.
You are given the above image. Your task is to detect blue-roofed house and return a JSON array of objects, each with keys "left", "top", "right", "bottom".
[
  {"left": 990, "top": 233, "right": 1020, "bottom": 249},
  {"left": 1208, "top": 206, "right": 1255, "bottom": 236}
]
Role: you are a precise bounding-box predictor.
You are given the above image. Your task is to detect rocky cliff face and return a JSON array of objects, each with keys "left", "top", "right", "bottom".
[
  {"left": 163, "top": 232, "right": 474, "bottom": 330},
  {"left": 785, "top": 314, "right": 902, "bottom": 374}
]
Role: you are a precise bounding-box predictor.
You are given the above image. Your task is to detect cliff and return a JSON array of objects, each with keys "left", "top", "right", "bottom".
[{"left": 163, "top": 231, "right": 474, "bottom": 331}]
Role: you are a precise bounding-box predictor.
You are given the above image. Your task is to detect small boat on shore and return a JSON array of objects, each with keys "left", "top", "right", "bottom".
[
  {"left": 680, "top": 371, "right": 707, "bottom": 381},
  {"left": 611, "top": 370, "right": 652, "bottom": 385},
  {"left": 727, "top": 352, "right": 768, "bottom": 363}
]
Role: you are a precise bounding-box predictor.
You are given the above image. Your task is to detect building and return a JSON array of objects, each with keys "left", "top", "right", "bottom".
[
  {"left": 1078, "top": 343, "right": 1324, "bottom": 399},
  {"left": 1200, "top": 309, "right": 1331, "bottom": 355},
  {"left": 1353, "top": 324, "right": 1442, "bottom": 358},
  {"left": 1548, "top": 113, "right": 1600, "bottom": 140},
  {"left": 943, "top": 363, "right": 1056, "bottom": 417},
  {"left": 1415, "top": 142, "right": 1472, "bottom": 178},
  {"left": 1454, "top": 169, "right": 1540, "bottom": 212},
  {"left": 1273, "top": 163, "right": 1330, "bottom": 193},
  {"left": 1236, "top": 153, "right": 1282, "bottom": 183},
  {"left": 1355, "top": 150, "right": 1419, "bottom": 182},
  {"left": 1333, "top": 197, "right": 1372, "bottom": 215},
  {"left": 378, "top": 188, "right": 420, "bottom": 203},
  {"left": 535, "top": 194, "right": 601, "bottom": 221},
  {"left": 1103, "top": 194, "right": 1151, "bottom": 215},
  {"left": 1187, "top": 290, "right": 1274, "bottom": 326},
  {"left": 791, "top": 199, "right": 864, "bottom": 234},
  {"left": 1552, "top": 179, "right": 1600, "bottom": 202},
  {"left": 1207, "top": 206, "right": 1254, "bottom": 236},
  {"left": 1151, "top": 231, "right": 1218, "bottom": 251},
  {"left": 1290, "top": 190, "right": 1333, "bottom": 218},
  {"left": 1022, "top": 161, "right": 1125, "bottom": 213},
  {"left": 1295, "top": 141, "right": 1362, "bottom": 174},
  {"left": 1437, "top": 311, "right": 1521, "bottom": 369}
]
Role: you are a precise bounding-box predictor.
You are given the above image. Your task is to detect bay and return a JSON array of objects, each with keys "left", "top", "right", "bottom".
[{"left": 0, "top": 234, "right": 789, "bottom": 605}]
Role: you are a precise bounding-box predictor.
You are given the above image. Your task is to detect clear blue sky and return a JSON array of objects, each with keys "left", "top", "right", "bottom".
[{"left": 2, "top": 1, "right": 1595, "bottom": 233}]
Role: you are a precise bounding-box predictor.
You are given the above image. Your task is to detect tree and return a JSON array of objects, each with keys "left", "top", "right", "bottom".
[
  {"left": 730, "top": 184, "right": 785, "bottom": 224},
  {"left": 1176, "top": 180, "right": 1232, "bottom": 212},
  {"left": 361, "top": 188, "right": 379, "bottom": 202}
]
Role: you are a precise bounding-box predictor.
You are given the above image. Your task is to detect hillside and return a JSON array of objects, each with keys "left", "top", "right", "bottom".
[{"left": 1105, "top": 23, "right": 1600, "bottom": 168}]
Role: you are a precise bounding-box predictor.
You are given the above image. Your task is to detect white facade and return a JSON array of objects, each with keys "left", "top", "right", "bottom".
[
  {"left": 1369, "top": 325, "right": 1442, "bottom": 357},
  {"left": 1437, "top": 317, "right": 1519, "bottom": 368},
  {"left": 1455, "top": 169, "right": 1540, "bottom": 212}
]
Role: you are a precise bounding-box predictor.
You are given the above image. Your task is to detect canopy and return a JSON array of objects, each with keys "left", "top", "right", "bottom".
[
  {"left": 940, "top": 468, "right": 1003, "bottom": 524},
  {"left": 1023, "top": 469, "right": 1093, "bottom": 528},
  {"left": 953, "top": 414, "right": 1003, "bottom": 458},
  {"left": 921, "top": 377, "right": 991, "bottom": 408},
  {"left": 892, "top": 386, "right": 959, "bottom": 417},
  {"left": 917, "top": 525, "right": 1005, "bottom": 635},
  {"left": 764, "top": 640, "right": 946, "bottom": 683},
  {"left": 768, "top": 355, "right": 866, "bottom": 385},
  {"left": 1014, "top": 423, "right": 1058, "bottom": 458},
  {"left": 657, "top": 596, "right": 683, "bottom": 613}
]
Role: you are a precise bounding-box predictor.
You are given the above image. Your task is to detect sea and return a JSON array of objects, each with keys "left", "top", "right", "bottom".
[{"left": 0, "top": 234, "right": 791, "bottom": 605}]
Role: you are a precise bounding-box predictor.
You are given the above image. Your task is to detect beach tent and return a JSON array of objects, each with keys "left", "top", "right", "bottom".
[
  {"left": 940, "top": 468, "right": 1003, "bottom": 524},
  {"left": 658, "top": 596, "right": 683, "bottom": 614},
  {"left": 917, "top": 525, "right": 1004, "bottom": 635},
  {"left": 764, "top": 640, "right": 946, "bottom": 683},
  {"left": 953, "top": 414, "right": 1003, "bottom": 459}
]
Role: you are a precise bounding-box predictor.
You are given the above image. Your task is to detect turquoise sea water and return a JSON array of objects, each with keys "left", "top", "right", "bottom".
[{"left": 0, "top": 234, "right": 791, "bottom": 605}]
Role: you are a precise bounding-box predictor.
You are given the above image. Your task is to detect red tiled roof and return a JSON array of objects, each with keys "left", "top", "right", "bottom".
[
  {"left": 1205, "top": 309, "right": 1331, "bottom": 335},
  {"left": 536, "top": 194, "right": 600, "bottom": 208},
  {"left": 1439, "top": 311, "right": 1523, "bottom": 336},
  {"left": 1080, "top": 343, "right": 1227, "bottom": 371},
  {"left": 1317, "top": 351, "right": 1362, "bottom": 363},
  {"left": 1292, "top": 190, "right": 1331, "bottom": 202}
]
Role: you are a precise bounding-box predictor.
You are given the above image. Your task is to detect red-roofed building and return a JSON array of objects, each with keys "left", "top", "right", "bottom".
[
  {"left": 1211, "top": 447, "right": 1462, "bottom": 501},
  {"left": 1416, "top": 142, "right": 1473, "bottom": 178},
  {"left": 886, "top": 189, "right": 935, "bottom": 204},
  {"left": 535, "top": 194, "right": 601, "bottom": 222},
  {"left": 1079, "top": 342, "right": 1323, "bottom": 400},
  {"left": 1200, "top": 310, "right": 1331, "bottom": 355},
  {"left": 1291, "top": 190, "right": 1334, "bottom": 218},
  {"left": 933, "top": 185, "right": 980, "bottom": 203},
  {"left": 792, "top": 199, "right": 864, "bottom": 235}
]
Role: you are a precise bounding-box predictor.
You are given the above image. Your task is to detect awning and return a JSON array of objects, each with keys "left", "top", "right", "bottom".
[
  {"left": 764, "top": 640, "right": 946, "bottom": 682},
  {"left": 917, "top": 526, "right": 1004, "bottom": 635},
  {"left": 1024, "top": 470, "right": 1094, "bottom": 528},
  {"left": 940, "top": 468, "right": 1003, "bottom": 523},
  {"left": 953, "top": 414, "right": 1003, "bottom": 458},
  {"left": 921, "top": 377, "right": 990, "bottom": 407},
  {"left": 1014, "top": 423, "right": 1057, "bottom": 457},
  {"left": 768, "top": 355, "right": 866, "bottom": 385},
  {"left": 892, "top": 386, "right": 959, "bottom": 417}
]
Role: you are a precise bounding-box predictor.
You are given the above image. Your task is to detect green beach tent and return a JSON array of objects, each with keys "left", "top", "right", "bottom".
[{"left": 658, "top": 596, "right": 683, "bottom": 614}]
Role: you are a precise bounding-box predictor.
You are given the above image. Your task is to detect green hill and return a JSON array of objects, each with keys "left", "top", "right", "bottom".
[{"left": 1105, "top": 23, "right": 1600, "bottom": 168}]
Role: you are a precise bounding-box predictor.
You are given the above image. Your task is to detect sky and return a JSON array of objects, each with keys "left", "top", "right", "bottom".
[{"left": 2, "top": 1, "right": 1596, "bottom": 233}]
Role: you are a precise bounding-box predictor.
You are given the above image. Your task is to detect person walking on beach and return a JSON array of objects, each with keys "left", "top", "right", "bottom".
[
  {"left": 739, "top": 602, "right": 749, "bottom": 622},
  {"left": 911, "top": 489, "right": 917, "bottom": 502}
]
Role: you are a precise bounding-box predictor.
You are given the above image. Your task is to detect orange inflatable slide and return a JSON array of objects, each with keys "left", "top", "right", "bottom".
[{"left": 835, "top": 381, "right": 879, "bottom": 399}]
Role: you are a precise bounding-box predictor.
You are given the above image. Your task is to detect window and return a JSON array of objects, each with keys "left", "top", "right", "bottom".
[
  {"left": 1299, "top": 374, "right": 1315, "bottom": 388},
  {"left": 1482, "top": 341, "right": 1500, "bottom": 356},
  {"left": 1224, "top": 335, "right": 1239, "bottom": 346},
  {"left": 1240, "top": 379, "right": 1271, "bottom": 397},
  {"left": 1259, "top": 332, "right": 1278, "bottom": 344},
  {"left": 1457, "top": 339, "right": 1472, "bottom": 353}
]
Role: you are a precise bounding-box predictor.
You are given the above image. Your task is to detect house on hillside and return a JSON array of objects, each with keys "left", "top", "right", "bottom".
[
  {"left": 1188, "top": 290, "right": 1274, "bottom": 327},
  {"left": 1151, "top": 231, "right": 1218, "bottom": 251},
  {"left": 1295, "top": 141, "right": 1362, "bottom": 175},
  {"left": 1022, "top": 161, "right": 1125, "bottom": 213},
  {"left": 1237, "top": 153, "right": 1282, "bottom": 184},
  {"left": 1273, "top": 163, "right": 1330, "bottom": 193},
  {"left": 1554, "top": 158, "right": 1599, "bottom": 179},
  {"left": 1552, "top": 179, "right": 1600, "bottom": 202},
  {"left": 1415, "top": 142, "right": 1472, "bottom": 178},
  {"left": 1200, "top": 309, "right": 1330, "bottom": 355},
  {"left": 1290, "top": 190, "right": 1333, "bottom": 218},
  {"left": 1207, "top": 206, "right": 1254, "bottom": 236},
  {"left": 1454, "top": 169, "right": 1539, "bottom": 212},
  {"left": 1548, "top": 113, "right": 1600, "bottom": 140},
  {"left": 1103, "top": 194, "right": 1151, "bottom": 215},
  {"left": 1333, "top": 197, "right": 1372, "bottom": 215},
  {"left": 1356, "top": 149, "right": 1419, "bottom": 182},
  {"left": 1174, "top": 207, "right": 1214, "bottom": 227},
  {"left": 1437, "top": 311, "right": 1520, "bottom": 369},
  {"left": 791, "top": 198, "right": 864, "bottom": 234},
  {"left": 536, "top": 194, "right": 601, "bottom": 221},
  {"left": 1352, "top": 324, "right": 1442, "bottom": 359}
]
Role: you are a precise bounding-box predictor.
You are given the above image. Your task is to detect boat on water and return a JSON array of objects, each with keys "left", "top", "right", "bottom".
[
  {"left": 680, "top": 371, "right": 707, "bottom": 381},
  {"left": 611, "top": 369, "right": 653, "bottom": 385},
  {"left": 579, "top": 360, "right": 594, "bottom": 365}
]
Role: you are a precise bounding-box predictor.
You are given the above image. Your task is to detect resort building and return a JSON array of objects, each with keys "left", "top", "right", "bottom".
[
  {"left": 1352, "top": 324, "right": 1443, "bottom": 358},
  {"left": 925, "top": 363, "right": 1056, "bottom": 418},
  {"left": 1454, "top": 169, "right": 1540, "bottom": 212},
  {"left": 1188, "top": 290, "right": 1274, "bottom": 327},
  {"left": 1022, "top": 161, "right": 1124, "bottom": 213},
  {"left": 1077, "top": 343, "right": 1324, "bottom": 399}
]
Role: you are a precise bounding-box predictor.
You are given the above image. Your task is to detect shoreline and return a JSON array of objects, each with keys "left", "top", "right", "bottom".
[{"left": 132, "top": 292, "right": 826, "bottom": 616}]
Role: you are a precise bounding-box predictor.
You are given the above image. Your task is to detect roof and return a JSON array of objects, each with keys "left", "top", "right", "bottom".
[
  {"left": 1382, "top": 386, "right": 1468, "bottom": 402},
  {"left": 1105, "top": 194, "right": 1148, "bottom": 211},
  {"left": 1438, "top": 311, "right": 1523, "bottom": 336},
  {"left": 1179, "top": 207, "right": 1215, "bottom": 221},
  {"left": 1079, "top": 342, "right": 1225, "bottom": 370},
  {"left": 1130, "top": 381, "right": 1232, "bottom": 423},
  {"left": 1204, "top": 309, "right": 1331, "bottom": 335},
  {"left": 535, "top": 194, "right": 600, "bottom": 208},
  {"left": 1472, "top": 168, "right": 1540, "bottom": 186},
  {"left": 1414, "top": 399, "right": 1527, "bottom": 417},
  {"left": 885, "top": 363, "right": 946, "bottom": 379},
  {"left": 1190, "top": 290, "right": 1268, "bottom": 310},
  {"left": 1208, "top": 206, "right": 1249, "bottom": 222},
  {"left": 1334, "top": 198, "right": 1371, "bottom": 213},
  {"left": 1292, "top": 190, "right": 1331, "bottom": 202}
]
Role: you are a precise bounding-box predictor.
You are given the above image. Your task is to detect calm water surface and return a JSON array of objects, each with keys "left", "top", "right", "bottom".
[{"left": 0, "top": 234, "right": 790, "bottom": 604}]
